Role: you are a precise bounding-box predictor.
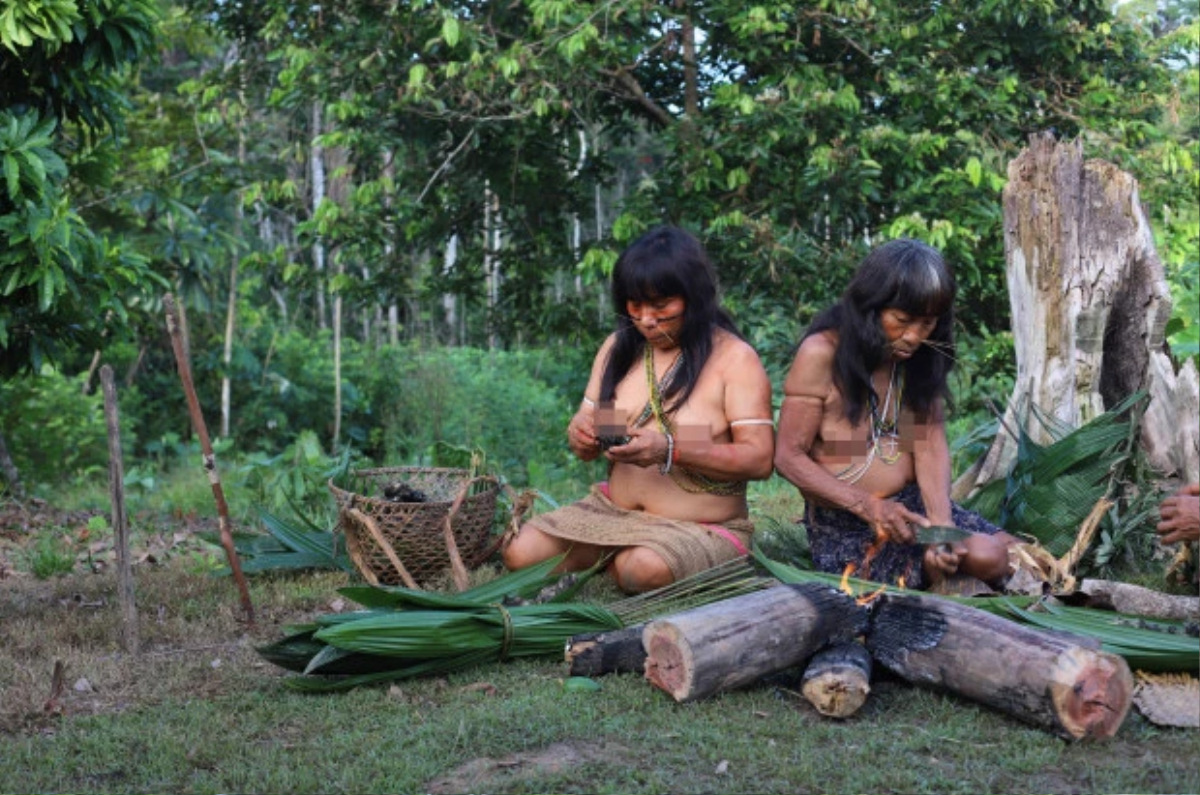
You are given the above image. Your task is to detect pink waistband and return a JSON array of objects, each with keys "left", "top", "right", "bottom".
[{"left": 596, "top": 481, "right": 749, "bottom": 556}]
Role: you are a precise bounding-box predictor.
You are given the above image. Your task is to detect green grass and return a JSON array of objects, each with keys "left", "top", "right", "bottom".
[
  {"left": 0, "top": 555, "right": 1197, "bottom": 794},
  {"left": 3, "top": 462, "right": 1197, "bottom": 793}
]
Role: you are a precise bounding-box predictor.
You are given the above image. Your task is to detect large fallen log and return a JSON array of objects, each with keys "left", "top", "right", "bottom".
[
  {"left": 642, "top": 583, "right": 867, "bottom": 703},
  {"left": 801, "top": 641, "right": 872, "bottom": 719},
  {"left": 566, "top": 625, "right": 646, "bottom": 677},
  {"left": 866, "top": 593, "right": 1133, "bottom": 740}
]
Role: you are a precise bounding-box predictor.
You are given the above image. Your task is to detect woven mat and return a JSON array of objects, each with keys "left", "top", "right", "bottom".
[{"left": 1133, "top": 671, "right": 1200, "bottom": 728}]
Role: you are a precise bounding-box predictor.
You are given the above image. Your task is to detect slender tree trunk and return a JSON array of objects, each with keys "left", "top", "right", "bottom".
[
  {"left": 679, "top": 1, "right": 699, "bottom": 120},
  {"left": 483, "top": 185, "right": 501, "bottom": 350},
  {"left": 0, "top": 430, "right": 25, "bottom": 501},
  {"left": 82, "top": 350, "right": 102, "bottom": 395},
  {"left": 443, "top": 235, "right": 459, "bottom": 343},
  {"left": 311, "top": 100, "right": 328, "bottom": 331},
  {"left": 221, "top": 108, "right": 246, "bottom": 439}
]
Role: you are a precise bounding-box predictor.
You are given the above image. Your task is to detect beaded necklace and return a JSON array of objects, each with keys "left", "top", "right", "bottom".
[
  {"left": 636, "top": 345, "right": 746, "bottom": 496},
  {"left": 834, "top": 362, "right": 905, "bottom": 484}
]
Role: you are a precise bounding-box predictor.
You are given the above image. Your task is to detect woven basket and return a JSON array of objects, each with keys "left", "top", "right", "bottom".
[{"left": 329, "top": 467, "right": 500, "bottom": 588}]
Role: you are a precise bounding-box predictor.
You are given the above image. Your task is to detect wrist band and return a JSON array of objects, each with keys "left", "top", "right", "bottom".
[
  {"left": 660, "top": 432, "right": 675, "bottom": 475},
  {"left": 582, "top": 396, "right": 597, "bottom": 408}
]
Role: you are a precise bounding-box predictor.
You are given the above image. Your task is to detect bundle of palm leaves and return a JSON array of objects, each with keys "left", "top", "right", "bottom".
[{"left": 258, "top": 554, "right": 774, "bottom": 692}]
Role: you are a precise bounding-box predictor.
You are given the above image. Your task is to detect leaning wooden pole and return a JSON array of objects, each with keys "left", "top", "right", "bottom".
[
  {"left": 101, "top": 366, "right": 138, "bottom": 653},
  {"left": 164, "top": 294, "right": 254, "bottom": 623},
  {"left": 642, "top": 583, "right": 868, "bottom": 702},
  {"left": 866, "top": 592, "right": 1132, "bottom": 740}
]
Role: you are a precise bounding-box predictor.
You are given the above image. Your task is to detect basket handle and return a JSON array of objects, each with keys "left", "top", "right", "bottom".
[
  {"left": 442, "top": 475, "right": 498, "bottom": 592},
  {"left": 346, "top": 506, "right": 420, "bottom": 590}
]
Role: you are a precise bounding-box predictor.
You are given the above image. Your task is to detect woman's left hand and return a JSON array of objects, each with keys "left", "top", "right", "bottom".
[{"left": 605, "top": 430, "right": 671, "bottom": 470}]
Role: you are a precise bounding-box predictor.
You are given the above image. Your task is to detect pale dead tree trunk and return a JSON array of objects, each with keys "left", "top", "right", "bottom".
[
  {"left": 954, "top": 133, "right": 1194, "bottom": 497},
  {"left": 326, "top": 137, "right": 351, "bottom": 452},
  {"left": 483, "top": 184, "right": 502, "bottom": 350},
  {"left": 221, "top": 92, "right": 246, "bottom": 439},
  {"left": 311, "top": 100, "right": 328, "bottom": 331},
  {"left": 443, "top": 234, "right": 459, "bottom": 343},
  {"left": 385, "top": 152, "right": 400, "bottom": 347},
  {"left": 0, "top": 430, "right": 25, "bottom": 501}
]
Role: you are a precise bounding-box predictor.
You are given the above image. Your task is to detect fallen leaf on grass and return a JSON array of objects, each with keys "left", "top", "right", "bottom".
[
  {"left": 461, "top": 682, "right": 498, "bottom": 696},
  {"left": 715, "top": 760, "right": 729, "bottom": 774}
]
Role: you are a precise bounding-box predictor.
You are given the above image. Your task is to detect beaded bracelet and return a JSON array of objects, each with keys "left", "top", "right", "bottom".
[{"left": 660, "top": 432, "right": 675, "bottom": 475}]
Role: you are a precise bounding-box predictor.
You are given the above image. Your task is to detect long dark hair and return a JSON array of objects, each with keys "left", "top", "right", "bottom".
[
  {"left": 805, "top": 238, "right": 956, "bottom": 424},
  {"left": 600, "top": 226, "right": 742, "bottom": 413}
]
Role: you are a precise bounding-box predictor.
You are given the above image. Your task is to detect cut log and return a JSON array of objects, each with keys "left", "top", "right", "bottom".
[
  {"left": 1075, "top": 579, "right": 1199, "bottom": 623},
  {"left": 566, "top": 625, "right": 646, "bottom": 677},
  {"left": 642, "top": 583, "right": 868, "bottom": 703},
  {"left": 801, "top": 641, "right": 872, "bottom": 719},
  {"left": 866, "top": 592, "right": 1133, "bottom": 740}
]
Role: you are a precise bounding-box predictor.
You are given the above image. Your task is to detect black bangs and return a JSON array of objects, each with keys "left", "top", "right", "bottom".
[
  {"left": 889, "top": 259, "right": 955, "bottom": 317},
  {"left": 614, "top": 258, "right": 687, "bottom": 305}
]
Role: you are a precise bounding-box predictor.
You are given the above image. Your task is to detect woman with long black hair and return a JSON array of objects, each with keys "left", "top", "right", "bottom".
[
  {"left": 503, "top": 226, "right": 775, "bottom": 593},
  {"left": 775, "top": 238, "right": 1015, "bottom": 589}
]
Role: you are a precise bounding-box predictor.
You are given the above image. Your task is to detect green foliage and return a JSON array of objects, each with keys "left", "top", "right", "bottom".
[
  {"left": 20, "top": 532, "right": 76, "bottom": 579},
  {"left": 0, "top": 367, "right": 111, "bottom": 488},
  {"left": 0, "top": 0, "right": 163, "bottom": 376},
  {"left": 963, "top": 394, "right": 1152, "bottom": 573}
]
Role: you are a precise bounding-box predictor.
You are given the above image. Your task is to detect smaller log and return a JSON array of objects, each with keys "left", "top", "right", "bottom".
[
  {"left": 1075, "top": 579, "right": 1199, "bottom": 622},
  {"left": 867, "top": 592, "right": 1133, "bottom": 740},
  {"left": 801, "top": 641, "right": 872, "bottom": 719},
  {"left": 566, "top": 625, "right": 646, "bottom": 677},
  {"left": 643, "top": 583, "right": 868, "bottom": 703}
]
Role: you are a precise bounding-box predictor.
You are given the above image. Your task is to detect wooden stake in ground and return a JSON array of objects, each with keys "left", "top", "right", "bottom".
[
  {"left": 866, "top": 592, "right": 1132, "bottom": 740},
  {"left": 100, "top": 366, "right": 138, "bottom": 653},
  {"left": 642, "top": 583, "right": 868, "bottom": 702},
  {"left": 163, "top": 294, "right": 254, "bottom": 624},
  {"left": 800, "top": 641, "right": 872, "bottom": 719}
]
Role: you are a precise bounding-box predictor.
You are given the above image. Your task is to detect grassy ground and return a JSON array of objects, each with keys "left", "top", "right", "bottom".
[
  {"left": 1, "top": 563, "right": 1198, "bottom": 795},
  {"left": 1, "top": 473, "right": 1198, "bottom": 794}
]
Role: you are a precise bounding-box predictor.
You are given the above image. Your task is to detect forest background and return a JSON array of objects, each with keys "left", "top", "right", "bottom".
[{"left": 0, "top": 0, "right": 1197, "bottom": 541}]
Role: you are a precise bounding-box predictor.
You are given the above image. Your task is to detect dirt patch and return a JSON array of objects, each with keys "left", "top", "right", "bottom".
[
  {"left": 0, "top": 497, "right": 102, "bottom": 539},
  {"left": 423, "top": 740, "right": 632, "bottom": 794}
]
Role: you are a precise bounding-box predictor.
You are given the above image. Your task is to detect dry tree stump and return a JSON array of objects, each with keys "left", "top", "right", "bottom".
[
  {"left": 866, "top": 592, "right": 1133, "bottom": 740},
  {"left": 642, "top": 583, "right": 868, "bottom": 703},
  {"left": 954, "top": 132, "right": 1197, "bottom": 498}
]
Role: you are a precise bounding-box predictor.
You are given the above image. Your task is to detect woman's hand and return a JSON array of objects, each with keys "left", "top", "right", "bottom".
[
  {"left": 857, "top": 495, "right": 926, "bottom": 544},
  {"left": 923, "top": 542, "right": 967, "bottom": 582},
  {"left": 1157, "top": 483, "right": 1200, "bottom": 545},
  {"left": 567, "top": 409, "right": 601, "bottom": 461},
  {"left": 604, "top": 429, "right": 671, "bottom": 470}
]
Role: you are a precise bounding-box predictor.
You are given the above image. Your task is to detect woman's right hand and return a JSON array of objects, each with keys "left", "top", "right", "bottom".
[
  {"left": 567, "top": 409, "right": 601, "bottom": 461},
  {"left": 857, "top": 495, "right": 925, "bottom": 545}
]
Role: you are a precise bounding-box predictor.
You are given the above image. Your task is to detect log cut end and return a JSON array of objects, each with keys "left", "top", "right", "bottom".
[
  {"left": 801, "top": 670, "right": 870, "bottom": 718},
  {"left": 642, "top": 623, "right": 693, "bottom": 701},
  {"left": 801, "top": 641, "right": 873, "bottom": 719},
  {"left": 1048, "top": 646, "right": 1134, "bottom": 740}
]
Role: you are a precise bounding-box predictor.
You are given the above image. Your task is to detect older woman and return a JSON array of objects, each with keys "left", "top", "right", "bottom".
[
  {"left": 502, "top": 226, "right": 775, "bottom": 593},
  {"left": 775, "top": 238, "right": 1016, "bottom": 589}
]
